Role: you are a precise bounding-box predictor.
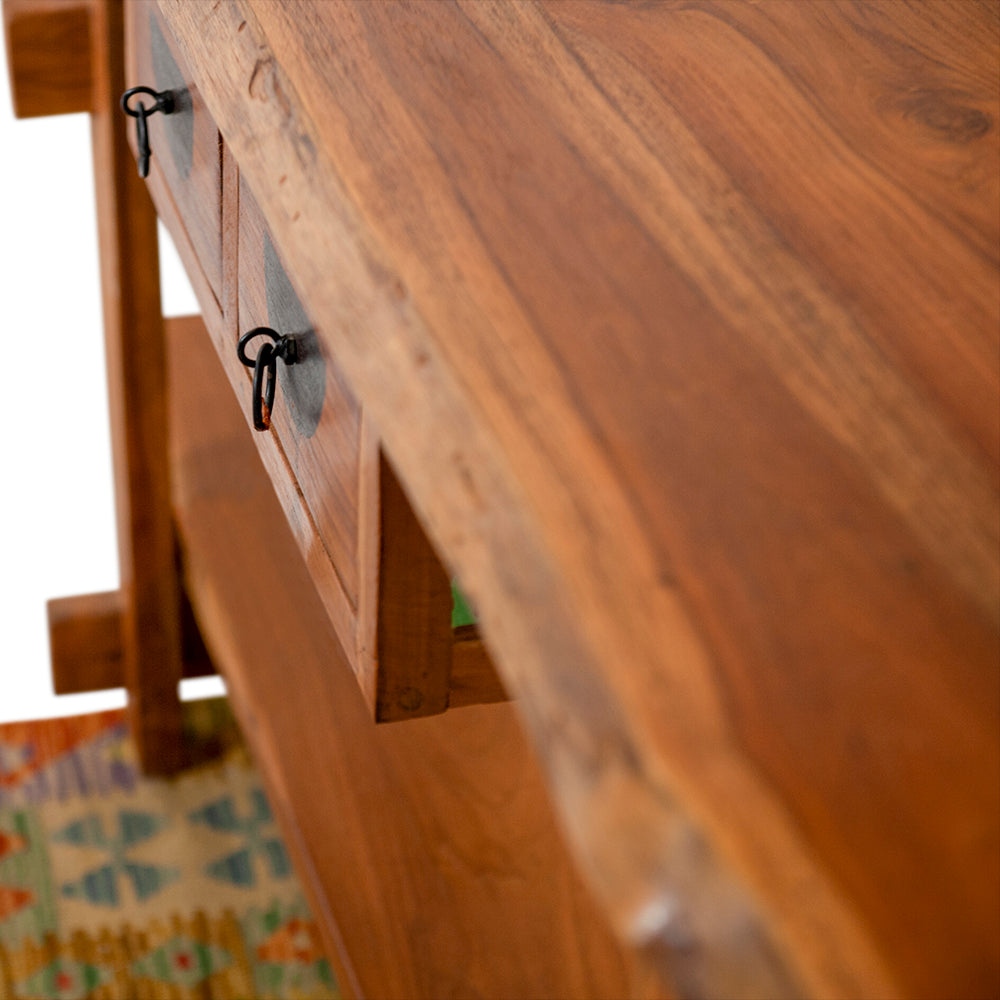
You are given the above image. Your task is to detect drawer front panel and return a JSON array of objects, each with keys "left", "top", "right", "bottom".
[
  {"left": 239, "top": 176, "right": 362, "bottom": 609},
  {"left": 128, "top": 1, "right": 222, "bottom": 305}
]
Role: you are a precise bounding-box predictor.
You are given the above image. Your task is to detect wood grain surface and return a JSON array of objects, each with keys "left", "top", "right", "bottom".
[
  {"left": 158, "top": 1, "right": 999, "bottom": 996},
  {"left": 167, "top": 312, "right": 661, "bottom": 1000}
]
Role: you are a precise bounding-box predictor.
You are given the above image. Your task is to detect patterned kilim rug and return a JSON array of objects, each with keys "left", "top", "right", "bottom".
[{"left": 0, "top": 700, "right": 338, "bottom": 999}]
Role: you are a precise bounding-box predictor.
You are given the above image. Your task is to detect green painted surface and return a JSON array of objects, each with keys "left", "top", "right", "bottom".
[{"left": 451, "top": 582, "right": 477, "bottom": 628}]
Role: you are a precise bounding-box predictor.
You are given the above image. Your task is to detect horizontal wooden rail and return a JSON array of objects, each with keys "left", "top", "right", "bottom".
[
  {"left": 3, "top": 0, "right": 92, "bottom": 118},
  {"left": 48, "top": 588, "right": 215, "bottom": 695}
]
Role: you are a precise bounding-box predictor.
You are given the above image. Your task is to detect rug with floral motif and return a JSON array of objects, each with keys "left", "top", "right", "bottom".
[{"left": 0, "top": 699, "right": 337, "bottom": 999}]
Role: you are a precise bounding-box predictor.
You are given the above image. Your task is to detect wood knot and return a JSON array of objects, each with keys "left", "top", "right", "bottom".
[
  {"left": 891, "top": 87, "right": 992, "bottom": 144},
  {"left": 248, "top": 56, "right": 275, "bottom": 102}
]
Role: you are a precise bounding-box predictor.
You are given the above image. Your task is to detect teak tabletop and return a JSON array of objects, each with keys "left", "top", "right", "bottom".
[{"left": 158, "top": 2, "right": 999, "bottom": 996}]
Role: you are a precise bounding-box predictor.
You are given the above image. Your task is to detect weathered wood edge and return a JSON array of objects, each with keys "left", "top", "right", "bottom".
[{"left": 353, "top": 410, "right": 380, "bottom": 713}]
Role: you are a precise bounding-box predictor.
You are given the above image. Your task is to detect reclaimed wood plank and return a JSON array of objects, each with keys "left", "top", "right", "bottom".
[{"left": 158, "top": 2, "right": 1000, "bottom": 994}]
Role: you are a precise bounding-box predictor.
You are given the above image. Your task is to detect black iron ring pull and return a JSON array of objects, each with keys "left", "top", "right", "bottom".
[
  {"left": 237, "top": 327, "right": 299, "bottom": 431},
  {"left": 120, "top": 86, "right": 175, "bottom": 179}
]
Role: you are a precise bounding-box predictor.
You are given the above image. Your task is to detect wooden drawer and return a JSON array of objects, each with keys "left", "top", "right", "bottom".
[
  {"left": 234, "top": 178, "right": 503, "bottom": 721},
  {"left": 238, "top": 176, "right": 362, "bottom": 612},
  {"left": 124, "top": 0, "right": 222, "bottom": 310}
]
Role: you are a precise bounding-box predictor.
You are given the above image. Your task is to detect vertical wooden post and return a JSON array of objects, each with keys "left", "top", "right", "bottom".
[
  {"left": 373, "top": 452, "right": 454, "bottom": 721},
  {"left": 89, "top": 0, "right": 183, "bottom": 773}
]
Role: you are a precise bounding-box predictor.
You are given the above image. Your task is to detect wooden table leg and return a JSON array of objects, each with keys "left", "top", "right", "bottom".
[{"left": 89, "top": 0, "right": 184, "bottom": 774}]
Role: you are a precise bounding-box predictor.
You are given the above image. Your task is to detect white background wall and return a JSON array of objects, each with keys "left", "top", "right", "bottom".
[{"left": 0, "top": 39, "right": 223, "bottom": 722}]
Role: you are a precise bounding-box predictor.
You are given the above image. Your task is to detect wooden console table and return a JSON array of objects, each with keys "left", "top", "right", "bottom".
[{"left": 6, "top": 1, "right": 998, "bottom": 997}]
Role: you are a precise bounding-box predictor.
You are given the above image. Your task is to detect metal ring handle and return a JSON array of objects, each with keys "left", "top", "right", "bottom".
[
  {"left": 251, "top": 343, "right": 277, "bottom": 431},
  {"left": 237, "top": 327, "right": 299, "bottom": 431},
  {"left": 238, "top": 327, "right": 277, "bottom": 368},
  {"left": 120, "top": 86, "right": 175, "bottom": 178},
  {"left": 120, "top": 85, "right": 175, "bottom": 117}
]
